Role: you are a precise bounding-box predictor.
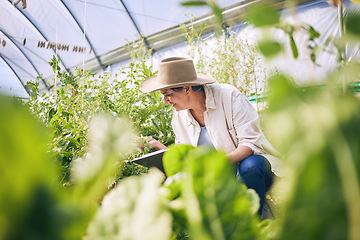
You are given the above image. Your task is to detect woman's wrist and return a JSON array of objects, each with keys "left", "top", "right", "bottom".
[{"left": 153, "top": 141, "right": 168, "bottom": 150}]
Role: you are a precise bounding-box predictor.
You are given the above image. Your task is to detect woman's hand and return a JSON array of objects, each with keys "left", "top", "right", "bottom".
[
  {"left": 146, "top": 137, "right": 168, "bottom": 150},
  {"left": 226, "top": 145, "right": 253, "bottom": 164},
  {"left": 139, "top": 137, "right": 168, "bottom": 151}
]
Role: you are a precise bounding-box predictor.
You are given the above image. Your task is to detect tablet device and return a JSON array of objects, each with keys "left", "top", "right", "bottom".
[{"left": 131, "top": 149, "right": 168, "bottom": 173}]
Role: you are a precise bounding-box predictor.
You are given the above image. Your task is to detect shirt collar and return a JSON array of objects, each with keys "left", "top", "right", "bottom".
[
  {"left": 186, "top": 110, "right": 197, "bottom": 126},
  {"left": 204, "top": 84, "right": 216, "bottom": 110},
  {"left": 184, "top": 84, "right": 216, "bottom": 126}
]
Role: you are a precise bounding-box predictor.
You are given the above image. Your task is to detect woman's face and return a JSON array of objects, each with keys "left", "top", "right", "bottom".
[{"left": 160, "top": 87, "right": 190, "bottom": 111}]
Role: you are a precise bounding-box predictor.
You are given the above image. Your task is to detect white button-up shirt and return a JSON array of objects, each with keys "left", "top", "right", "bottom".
[{"left": 171, "top": 83, "right": 283, "bottom": 176}]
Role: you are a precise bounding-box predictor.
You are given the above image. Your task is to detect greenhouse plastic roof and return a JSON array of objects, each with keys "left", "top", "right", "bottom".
[
  {"left": 1, "top": 0, "right": 257, "bottom": 98},
  {"left": 2, "top": 0, "right": 357, "bottom": 98}
]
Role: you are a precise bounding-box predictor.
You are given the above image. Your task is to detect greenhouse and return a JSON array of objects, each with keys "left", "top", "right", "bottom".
[{"left": 1, "top": 0, "right": 360, "bottom": 239}]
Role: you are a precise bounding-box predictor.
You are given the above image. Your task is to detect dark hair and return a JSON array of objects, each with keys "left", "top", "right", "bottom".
[{"left": 170, "top": 85, "right": 204, "bottom": 92}]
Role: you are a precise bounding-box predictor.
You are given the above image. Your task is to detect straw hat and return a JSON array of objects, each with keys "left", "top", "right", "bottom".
[{"left": 139, "top": 57, "right": 215, "bottom": 93}]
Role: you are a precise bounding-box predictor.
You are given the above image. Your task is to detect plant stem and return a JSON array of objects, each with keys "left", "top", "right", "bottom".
[{"left": 338, "top": 2, "right": 347, "bottom": 93}]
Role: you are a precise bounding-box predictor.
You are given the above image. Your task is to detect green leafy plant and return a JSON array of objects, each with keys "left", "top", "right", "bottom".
[
  {"left": 26, "top": 44, "right": 174, "bottom": 184},
  {"left": 82, "top": 144, "right": 266, "bottom": 240},
  {"left": 163, "top": 145, "right": 263, "bottom": 240},
  {"left": 246, "top": 2, "right": 360, "bottom": 239},
  {"left": 0, "top": 94, "right": 142, "bottom": 239},
  {"left": 264, "top": 74, "right": 360, "bottom": 240},
  {"left": 0, "top": 95, "right": 84, "bottom": 240},
  {"left": 85, "top": 169, "right": 173, "bottom": 240}
]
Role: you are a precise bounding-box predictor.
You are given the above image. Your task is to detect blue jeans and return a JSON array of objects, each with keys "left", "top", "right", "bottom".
[{"left": 236, "top": 155, "right": 274, "bottom": 216}]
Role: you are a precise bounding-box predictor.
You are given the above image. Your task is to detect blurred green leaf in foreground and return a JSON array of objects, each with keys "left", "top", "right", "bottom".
[
  {"left": 163, "top": 145, "right": 263, "bottom": 240},
  {"left": 0, "top": 95, "right": 138, "bottom": 240},
  {"left": 264, "top": 75, "right": 360, "bottom": 240},
  {"left": 0, "top": 95, "right": 83, "bottom": 240}
]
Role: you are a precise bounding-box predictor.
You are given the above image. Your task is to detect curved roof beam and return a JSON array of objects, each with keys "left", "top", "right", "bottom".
[
  {"left": 0, "top": 54, "right": 29, "bottom": 96},
  {"left": 1, "top": 54, "right": 38, "bottom": 81},
  {"left": 6, "top": 0, "right": 69, "bottom": 73},
  {"left": 0, "top": 28, "right": 50, "bottom": 90},
  {"left": 60, "top": 0, "right": 105, "bottom": 70},
  {"left": 119, "top": 0, "right": 152, "bottom": 52}
]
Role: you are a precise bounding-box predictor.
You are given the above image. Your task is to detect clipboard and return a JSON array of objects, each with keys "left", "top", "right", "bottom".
[{"left": 131, "top": 149, "right": 168, "bottom": 173}]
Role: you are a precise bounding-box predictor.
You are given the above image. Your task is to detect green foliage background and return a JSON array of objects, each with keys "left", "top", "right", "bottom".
[{"left": 25, "top": 46, "right": 174, "bottom": 184}]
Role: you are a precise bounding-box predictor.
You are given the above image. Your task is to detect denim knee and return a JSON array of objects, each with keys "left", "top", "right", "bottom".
[{"left": 237, "top": 155, "right": 268, "bottom": 178}]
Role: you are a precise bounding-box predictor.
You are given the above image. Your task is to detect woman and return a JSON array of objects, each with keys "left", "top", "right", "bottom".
[{"left": 140, "top": 57, "right": 282, "bottom": 216}]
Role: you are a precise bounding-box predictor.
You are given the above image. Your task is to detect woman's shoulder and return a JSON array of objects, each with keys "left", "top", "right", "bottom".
[{"left": 206, "top": 83, "right": 243, "bottom": 97}]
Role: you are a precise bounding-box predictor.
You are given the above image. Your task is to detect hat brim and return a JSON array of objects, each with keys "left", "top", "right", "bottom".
[{"left": 140, "top": 73, "right": 216, "bottom": 93}]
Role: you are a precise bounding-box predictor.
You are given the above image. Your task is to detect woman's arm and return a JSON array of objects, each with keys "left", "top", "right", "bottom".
[
  {"left": 145, "top": 137, "right": 168, "bottom": 150},
  {"left": 227, "top": 90, "right": 262, "bottom": 164},
  {"left": 226, "top": 145, "right": 253, "bottom": 164}
]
